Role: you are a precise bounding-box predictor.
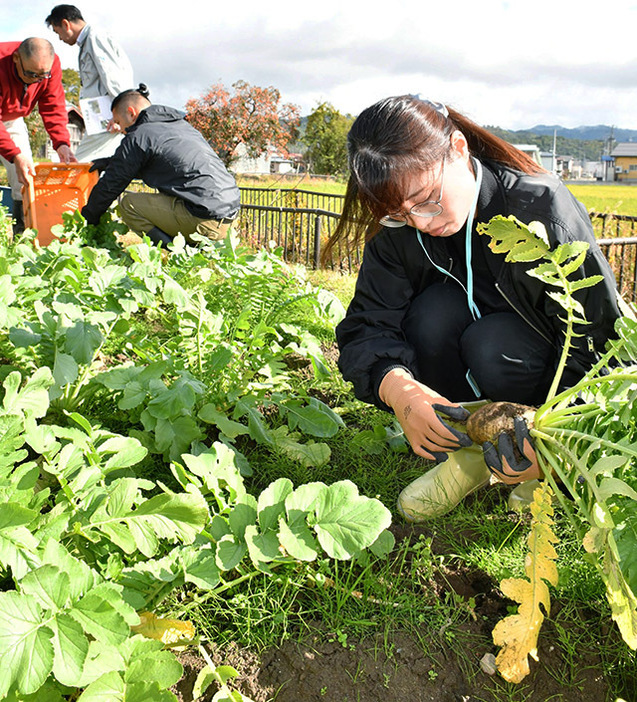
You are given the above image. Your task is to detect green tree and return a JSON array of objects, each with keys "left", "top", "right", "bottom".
[
  {"left": 25, "top": 110, "right": 47, "bottom": 158},
  {"left": 302, "top": 102, "right": 354, "bottom": 176},
  {"left": 62, "top": 68, "right": 81, "bottom": 106},
  {"left": 485, "top": 125, "right": 605, "bottom": 162},
  {"left": 25, "top": 70, "right": 81, "bottom": 157}
]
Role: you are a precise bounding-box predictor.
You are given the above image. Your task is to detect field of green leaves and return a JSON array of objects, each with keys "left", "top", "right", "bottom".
[
  {"left": 1, "top": 206, "right": 637, "bottom": 702},
  {"left": 0, "top": 210, "right": 399, "bottom": 701}
]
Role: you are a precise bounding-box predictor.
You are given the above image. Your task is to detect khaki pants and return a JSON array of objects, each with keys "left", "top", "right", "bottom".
[
  {"left": 118, "top": 191, "right": 233, "bottom": 243},
  {"left": 0, "top": 118, "right": 32, "bottom": 201}
]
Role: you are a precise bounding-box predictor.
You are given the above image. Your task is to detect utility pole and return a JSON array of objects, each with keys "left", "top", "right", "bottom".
[
  {"left": 606, "top": 125, "right": 615, "bottom": 156},
  {"left": 604, "top": 126, "right": 616, "bottom": 182},
  {"left": 552, "top": 128, "right": 557, "bottom": 176}
]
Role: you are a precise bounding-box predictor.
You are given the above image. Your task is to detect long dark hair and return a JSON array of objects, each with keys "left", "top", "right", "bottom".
[{"left": 322, "top": 95, "right": 544, "bottom": 263}]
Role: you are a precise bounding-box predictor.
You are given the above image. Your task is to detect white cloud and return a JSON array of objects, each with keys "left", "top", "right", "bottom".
[{"left": 6, "top": 0, "right": 637, "bottom": 130}]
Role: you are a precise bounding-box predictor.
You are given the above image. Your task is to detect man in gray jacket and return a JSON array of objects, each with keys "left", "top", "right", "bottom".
[
  {"left": 46, "top": 5, "right": 134, "bottom": 161},
  {"left": 81, "top": 87, "right": 240, "bottom": 245}
]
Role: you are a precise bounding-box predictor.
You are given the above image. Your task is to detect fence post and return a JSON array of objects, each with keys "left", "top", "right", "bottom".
[{"left": 313, "top": 215, "right": 322, "bottom": 269}]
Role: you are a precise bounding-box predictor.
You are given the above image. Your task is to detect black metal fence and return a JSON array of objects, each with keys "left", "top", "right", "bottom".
[
  {"left": 590, "top": 212, "right": 637, "bottom": 239},
  {"left": 236, "top": 187, "right": 637, "bottom": 301},
  {"left": 597, "top": 236, "right": 637, "bottom": 302},
  {"left": 236, "top": 203, "right": 343, "bottom": 269},
  {"left": 239, "top": 187, "right": 344, "bottom": 213}
]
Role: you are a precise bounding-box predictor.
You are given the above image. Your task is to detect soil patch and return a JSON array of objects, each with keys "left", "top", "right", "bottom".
[
  {"left": 173, "top": 621, "right": 609, "bottom": 702},
  {"left": 172, "top": 520, "right": 613, "bottom": 702}
]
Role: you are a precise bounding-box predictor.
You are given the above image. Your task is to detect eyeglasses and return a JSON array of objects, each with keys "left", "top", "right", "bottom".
[
  {"left": 379, "top": 158, "right": 446, "bottom": 228},
  {"left": 17, "top": 54, "right": 52, "bottom": 81}
]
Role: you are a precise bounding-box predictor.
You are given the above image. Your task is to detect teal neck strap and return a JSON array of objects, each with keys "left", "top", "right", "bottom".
[
  {"left": 415, "top": 157, "right": 484, "bottom": 399},
  {"left": 465, "top": 158, "right": 483, "bottom": 320},
  {"left": 416, "top": 157, "right": 483, "bottom": 320}
]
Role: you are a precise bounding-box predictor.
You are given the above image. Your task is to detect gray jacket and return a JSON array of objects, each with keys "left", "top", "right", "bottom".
[{"left": 78, "top": 24, "right": 133, "bottom": 100}]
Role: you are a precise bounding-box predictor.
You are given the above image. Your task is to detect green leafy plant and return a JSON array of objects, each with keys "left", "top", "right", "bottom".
[
  {"left": 0, "top": 208, "right": 393, "bottom": 701},
  {"left": 0, "top": 367, "right": 392, "bottom": 700},
  {"left": 476, "top": 215, "right": 637, "bottom": 680},
  {"left": 192, "top": 657, "right": 253, "bottom": 702},
  {"left": 0, "top": 213, "right": 345, "bottom": 468},
  {"left": 61, "top": 209, "right": 128, "bottom": 251}
]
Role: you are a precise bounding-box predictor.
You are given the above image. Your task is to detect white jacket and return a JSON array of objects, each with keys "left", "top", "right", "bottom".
[{"left": 77, "top": 25, "right": 133, "bottom": 100}]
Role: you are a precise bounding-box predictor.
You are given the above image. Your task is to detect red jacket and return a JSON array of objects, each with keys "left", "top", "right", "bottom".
[{"left": 0, "top": 41, "right": 70, "bottom": 161}]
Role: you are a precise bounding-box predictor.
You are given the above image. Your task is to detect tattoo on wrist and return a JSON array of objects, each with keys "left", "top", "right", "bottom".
[{"left": 404, "top": 405, "right": 412, "bottom": 419}]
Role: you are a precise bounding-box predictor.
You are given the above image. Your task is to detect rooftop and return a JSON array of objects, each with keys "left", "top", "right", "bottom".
[{"left": 611, "top": 142, "right": 637, "bottom": 157}]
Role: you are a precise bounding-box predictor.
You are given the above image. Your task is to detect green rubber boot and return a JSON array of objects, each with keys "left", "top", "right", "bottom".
[
  {"left": 397, "top": 444, "right": 492, "bottom": 521},
  {"left": 507, "top": 479, "right": 542, "bottom": 512}
]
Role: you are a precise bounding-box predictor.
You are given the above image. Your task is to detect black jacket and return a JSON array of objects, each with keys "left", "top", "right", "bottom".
[
  {"left": 82, "top": 105, "right": 240, "bottom": 224},
  {"left": 336, "top": 159, "right": 622, "bottom": 408}
]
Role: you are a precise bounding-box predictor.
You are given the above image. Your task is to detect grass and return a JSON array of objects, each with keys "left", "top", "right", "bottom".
[
  {"left": 306, "top": 267, "right": 356, "bottom": 304},
  {"left": 236, "top": 173, "right": 346, "bottom": 196},
  {"left": 237, "top": 174, "right": 637, "bottom": 220},
  {"left": 177, "top": 471, "right": 633, "bottom": 698}
]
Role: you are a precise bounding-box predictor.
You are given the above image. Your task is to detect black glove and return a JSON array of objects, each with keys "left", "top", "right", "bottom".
[
  {"left": 482, "top": 416, "right": 540, "bottom": 484},
  {"left": 80, "top": 206, "right": 100, "bottom": 226},
  {"left": 89, "top": 157, "right": 112, "bottom": 174},
  {"left": 428, "top": 403, "right": 472, "bottom": 464}
]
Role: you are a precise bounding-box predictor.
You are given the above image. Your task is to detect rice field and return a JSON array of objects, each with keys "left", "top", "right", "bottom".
[
  {"left": 237, "top": 175, "right": 637, "bottom": 218},
  {"left": 567, "top": 183, "right": 637, "bottom": 216}
]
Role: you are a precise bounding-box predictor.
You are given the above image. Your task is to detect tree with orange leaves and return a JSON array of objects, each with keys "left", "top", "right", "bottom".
[{"left": 185, "top": 80, "right": 300, "bottom": 169}]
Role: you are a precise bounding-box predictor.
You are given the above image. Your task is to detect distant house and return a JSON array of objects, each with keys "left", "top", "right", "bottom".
[
  {"left": 513, "top": 144, "right": 542, "bottom": 167},
  {"left": 41, "top": 103, "right": 85, "bottom": 161},
  {"left": 232, "top": 143, "right": 300, "bottom": 175},
  {"left": 231, "top": 143, "right": 270, "bottom": 175},
  {"left": 270, "top": 153, "right": 301, "bottom": 175},
  {"left": 540, "top": 151, "right": 557, "bottom": 174},
  {"left": 556, "top": 155, "right": 577, "bottom": 179},
  {"left": 611, "top": 143, "right": 637, "bottom": 182},
  {"left": 582, "top": 160, "right": 604, "bottom": 180},
  {"left": 601, "top": 154, "right": 615, "bottom": 182}
]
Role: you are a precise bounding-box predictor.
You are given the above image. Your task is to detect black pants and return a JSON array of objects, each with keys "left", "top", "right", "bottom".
[{"left": 402, "top": 283, "right": 556, "bottom": 405}]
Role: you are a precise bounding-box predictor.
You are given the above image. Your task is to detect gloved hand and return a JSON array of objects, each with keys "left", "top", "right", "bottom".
[
  {"left": 80, "top": 205, "right": 100, "bottom": 226},
  {"left": 482, "top": 416, "right": 541, "bottom": 484},
  {"left": 379, "top": 368, "right": 472, "bottom": 462},
  {"left": 89, "top": 157, "right": 112, "bottom": 174}
]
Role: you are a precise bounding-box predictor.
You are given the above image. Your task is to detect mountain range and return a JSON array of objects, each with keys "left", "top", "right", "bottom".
[
  {"left": 483, "top": 124, "right": 636, "bottom": 161},
  {"left": 516, "top": 125, "right": 637, "bottom": 142}
]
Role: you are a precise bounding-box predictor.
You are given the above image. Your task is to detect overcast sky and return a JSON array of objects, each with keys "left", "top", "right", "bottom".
[{"left": 6, "top": 0, "right": 637, "bottom": 132}]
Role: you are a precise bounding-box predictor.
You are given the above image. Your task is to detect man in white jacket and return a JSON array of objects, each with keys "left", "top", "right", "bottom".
[{"left": 46, "top": 5, "right": 134, "bottom": 161}]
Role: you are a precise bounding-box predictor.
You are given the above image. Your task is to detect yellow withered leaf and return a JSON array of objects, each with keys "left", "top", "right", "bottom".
[
  {"left": 492, "top": 483, "right": 558, "bottom": 683},
  {"left": 132, "top": 611, "right": 196, "bottom": 645},
  {"left": 584, "top": 526, "right": 637, "bottom": 648},
  {"left": 603, "top": 550, "right": 637, "bottom": 649}
]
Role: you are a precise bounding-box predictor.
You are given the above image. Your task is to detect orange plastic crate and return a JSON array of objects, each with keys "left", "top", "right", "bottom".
[{"left": 23, "top": 163, "right": 99, "bottom": 245}]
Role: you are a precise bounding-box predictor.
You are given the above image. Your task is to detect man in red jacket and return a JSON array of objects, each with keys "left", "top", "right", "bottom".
[{"left": 0, "top": 38, "right": 76, "bottom": 232}]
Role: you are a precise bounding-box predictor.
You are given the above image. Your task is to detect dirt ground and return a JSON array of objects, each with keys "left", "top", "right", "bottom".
[
  {"left": 171, "top": 513, "right": 623, "bottom": 702},
  {"left": 174, "top": 625, "right": 610, "bottom": 702}
]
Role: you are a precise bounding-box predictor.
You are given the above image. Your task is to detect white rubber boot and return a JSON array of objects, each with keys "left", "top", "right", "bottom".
[{"left": 397, "top": 444, "right": 492, "bottom": 521}]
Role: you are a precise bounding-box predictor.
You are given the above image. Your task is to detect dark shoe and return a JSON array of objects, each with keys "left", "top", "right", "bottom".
[
  {"left": 146, "top": 226, "right": 173, "bottom": 247},
  {"left": 12, "top": 201, "right": 24, "bottom": 234}
]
